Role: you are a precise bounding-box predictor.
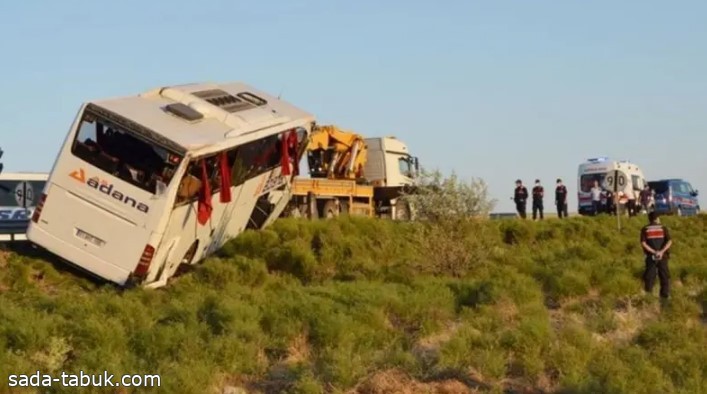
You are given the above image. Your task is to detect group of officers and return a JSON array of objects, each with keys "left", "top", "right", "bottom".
[
  {"left": 512, "top": 178, "right": 656, "bottom": 220},
  {"left": 511, "top": 178, "right": 673, "bottom": 300},
  {"left": 512, "top": 178, "right": 569, "bottom": 220}
]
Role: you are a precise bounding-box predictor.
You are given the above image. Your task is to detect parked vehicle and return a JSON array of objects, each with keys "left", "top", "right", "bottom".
[
  {"left": 281, "top": 125, "right": 419, "bottom": 220},
  {"left": 577, "top": 157, "right": 646, "bottom": 215},
  {"left": 0, "top": 172, "right": 48, "bottom": 241},
  {"left": 648, "top": 179, "right": 699, "bottom": 216}
]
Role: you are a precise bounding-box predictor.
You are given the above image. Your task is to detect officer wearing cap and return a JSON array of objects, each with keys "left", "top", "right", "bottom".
[
  {"left": 555, "top": 178, "right": 568, "bottom": 218},
  {"left": 513, "top": 179, "right": 528, "bottom": 219},
  {"left": 532, "top": 179, "right": 544, "bottom": 220}
]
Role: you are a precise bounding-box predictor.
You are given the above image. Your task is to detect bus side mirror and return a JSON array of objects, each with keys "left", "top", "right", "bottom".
[
  {"left": 177, "top": 174, "right": 202, "bottom": 199},
  {"left": 692, "top": 190, "right": 699, "bottom": 196}
]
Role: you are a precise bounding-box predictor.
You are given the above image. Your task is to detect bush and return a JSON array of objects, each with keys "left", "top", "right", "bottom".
[
  {"left": 0, "top": 214, "right": 704, "bottom": 393},
  {"left": 400, "top": 169, "right": 499, "bottom": 277},
  {"left": 401, "top": 169, "right": 497, "bottom": 221}
]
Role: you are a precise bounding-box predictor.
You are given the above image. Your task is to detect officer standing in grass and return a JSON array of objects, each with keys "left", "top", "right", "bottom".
[
  {"left": 555, "top": 178, "right": 568, "bottom": 218},
  {"left": 532, "top": 179, "right": 544, "bottom": 220},
  {"left": 640, "top": 211, "right": 673, "bottom": 299},
  {"left": 513, "top": 179, "right": 528, "bottom": 219}
]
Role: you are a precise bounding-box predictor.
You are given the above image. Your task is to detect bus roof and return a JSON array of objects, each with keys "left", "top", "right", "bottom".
[{"left": 88, "top": 82, "right": 315, "bottom": 156}]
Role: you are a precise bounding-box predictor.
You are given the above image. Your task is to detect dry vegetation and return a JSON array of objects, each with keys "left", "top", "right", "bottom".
[
  {"left": 0, "top": 173, "right": 705, "bottom": 393},
  {"left": 0, "top": 213, "right": 705, "bottom": 394}
]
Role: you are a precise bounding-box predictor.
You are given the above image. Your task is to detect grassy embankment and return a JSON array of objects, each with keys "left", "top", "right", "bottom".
[{"left": 0, "top": 215, "right": 705, "bottom": 393}]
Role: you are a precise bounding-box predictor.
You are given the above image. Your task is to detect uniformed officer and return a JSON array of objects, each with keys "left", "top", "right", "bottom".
[
  {"left": 639, "top": 184, "right": 654, "bottom": 214},
  {"left": 605, "top": 189, "right": 615, "bottom": 215},
  {"left": 555, "top": 178, "right": 568, "bottom": 218},
  {"left": 513, "top": 179, "right": 528, "bottom": 219},
  {"left": 640, "top": 212, "right": 673, "bottom": 299},
  {"left": 532, "top": 179, "right": 544, "bottom": 220}
]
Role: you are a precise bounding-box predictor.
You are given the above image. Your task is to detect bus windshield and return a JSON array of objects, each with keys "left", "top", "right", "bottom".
[{"left": 70, "top": 107, "right": 183, "bottom": 194}]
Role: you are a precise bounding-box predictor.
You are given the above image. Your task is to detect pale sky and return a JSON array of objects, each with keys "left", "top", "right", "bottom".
[{"left": 1, "top": 0, "right": 705, "bottom": 212}]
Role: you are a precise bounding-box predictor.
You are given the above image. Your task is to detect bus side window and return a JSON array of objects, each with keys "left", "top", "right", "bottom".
[
  {"left": 175, "top": 163, "right": 202, "bottom": 204},
  {"left": 177, "top": 178, "right": 201, "bottom": 202},
  {"left": 234, "top": 133, "right": 283, "bottom": 181},
  {"left": 174, "top": 155, "right": 224, "bottom": 205}
]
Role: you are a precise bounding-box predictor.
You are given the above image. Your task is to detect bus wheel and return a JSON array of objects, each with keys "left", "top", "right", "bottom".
[
  {"left": 181, "top": 241, "right": 199, "bottom": 265},
  {"left": 322, "top": 200, "right": 338, "bottom": 219},
  {"left": 171, "top": 241, "right": 200, "bottom": 278}
]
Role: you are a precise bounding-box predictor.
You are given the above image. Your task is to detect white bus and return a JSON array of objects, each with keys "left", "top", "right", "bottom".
[
  {"left": 27, "top": 82, "right": 315, "bottom": 288},
  {"left": 577, "top": 157, "right": 646, "bottom": 215}
]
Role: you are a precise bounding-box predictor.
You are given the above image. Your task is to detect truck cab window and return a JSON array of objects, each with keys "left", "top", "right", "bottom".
[
  {"left": 72, "top": 111, "right": 183, "bottom": 194},
  {"left": 398, "top": 156, "right": 414, "bottom": 178}
]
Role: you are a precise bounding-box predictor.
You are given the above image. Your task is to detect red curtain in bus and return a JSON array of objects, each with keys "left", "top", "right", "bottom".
[
  {"left": 280, "top": 130, "right": 299, "bottom": 176},
  {"left": 219, "top": 151, "right": 232, "bottom": 203},
  {"left": 197, "top": 159, "right": 212, "bottom": 225}
]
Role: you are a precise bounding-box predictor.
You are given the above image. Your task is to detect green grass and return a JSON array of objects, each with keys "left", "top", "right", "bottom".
[{"left": 0, "top": 215, "right": 705, "bottom": 393}]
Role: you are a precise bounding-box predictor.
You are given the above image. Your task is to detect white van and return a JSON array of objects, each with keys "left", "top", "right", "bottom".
[
  {"left": 27, "top": 82, "right": 315, "bottom": 288},
  {"left": 0, "top": 172, "right": 48, "bottom": 241},
  {"left": 577, "top": 157, "right": 646, "bottom": 215}
]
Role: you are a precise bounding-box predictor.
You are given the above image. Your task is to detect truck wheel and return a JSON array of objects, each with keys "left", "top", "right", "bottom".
[
  {"left": 322, "top": 200, "right": 339, "bottom": 219},
  {"left": 394, "top": 199, "right": 411, "bottom": 221},
  {"left": 286, "top": 205, "right": 302, "bottom": 218},
  {"left": 339, "top": 201, "right": 350, "bottom": 215}
]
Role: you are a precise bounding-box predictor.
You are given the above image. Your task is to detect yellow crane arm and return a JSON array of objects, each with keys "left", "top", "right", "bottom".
[{"left": 306, "top": 125, "right": 367, "bottom": 179}]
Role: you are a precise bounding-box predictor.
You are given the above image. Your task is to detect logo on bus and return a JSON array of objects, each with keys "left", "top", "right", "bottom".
[{"left": 69, "top": 169, "right": 149, "bottom": 213}]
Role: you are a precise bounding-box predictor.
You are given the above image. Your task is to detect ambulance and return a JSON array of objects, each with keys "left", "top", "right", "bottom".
[{"left": 577, "top": 157, "right": 647, "bottom": 215}]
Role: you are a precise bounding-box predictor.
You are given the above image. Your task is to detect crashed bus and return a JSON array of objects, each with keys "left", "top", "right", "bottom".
[{"left": 27, "top": 82, "right": 314, "bottom": 288}]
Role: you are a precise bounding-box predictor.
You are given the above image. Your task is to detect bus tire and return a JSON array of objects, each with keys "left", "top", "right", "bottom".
[{"left": 181, "top": 241, "right": 199, "bottom": 265}]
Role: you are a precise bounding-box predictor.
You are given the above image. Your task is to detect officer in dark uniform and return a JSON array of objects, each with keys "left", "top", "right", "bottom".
[
  {"left": 605, "top": 189, "right": 615, "bottom": 215},
  {"left": 513, "top": 179, "right": 528, "bottom": 219},
  {"left": 640, "top": 212, "right": 673, "bottom": 299},
  {"left": 555, "top": 178, "right": 568, "bottom": 218},
  {"left": 532, "top": 179, "right": 544, "bottom": 220}
]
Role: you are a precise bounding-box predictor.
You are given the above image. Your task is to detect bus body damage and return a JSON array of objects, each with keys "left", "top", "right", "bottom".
[{"left": 27, "top": 82, "right": 315, "bottom": 288}]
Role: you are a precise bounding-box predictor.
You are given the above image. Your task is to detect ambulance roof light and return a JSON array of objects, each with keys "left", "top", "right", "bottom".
[{"left": 587, "top": 157, "right": 608, "bottom": 163}]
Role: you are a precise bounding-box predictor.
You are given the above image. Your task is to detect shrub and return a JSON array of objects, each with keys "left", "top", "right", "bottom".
[{"left": 0, "top": 214, "right": 704, "bottom": 393}]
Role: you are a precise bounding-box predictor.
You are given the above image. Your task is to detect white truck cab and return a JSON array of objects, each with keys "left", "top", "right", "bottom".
[{"left": 363, "top": 137, "right": 419, "bottom": 188}]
